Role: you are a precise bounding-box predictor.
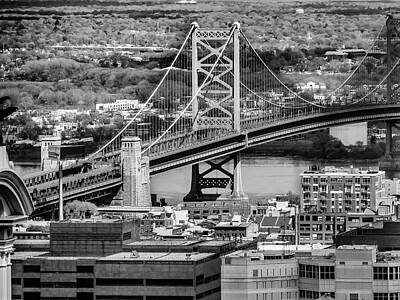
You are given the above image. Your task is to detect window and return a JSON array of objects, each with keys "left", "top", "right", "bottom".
[
  {"left": 77, "top": 278, "right": 94, "bottom": 288},
  {"left": 374, "top": 293, "right": 389, "bottom": 300},
  {"left": 41, "top": 282, "right": 76, "bottom": 288},
  {"left": 96, "top": 297, "right": 143, "bottom": 300},
  {"left": 96, "top": 279, "right": 143, "bottom": 286},
  {"left": 390, "top": 293, "right": 399, "bottom": 300},
  {"left": 76, "top": 265, "right": 94, "bottom": 273},
  {"left": 299, "top": 264, "right": 320, "bottom": 279},
  {"left": 23, "top": 265, "right": 40, "bottom": 273},
  {"left": 389, "top": 267, "right": 399, "bottom": 280},
  {"left": 146, "top": 279, "right": 193, "bottom": 286},
  {"left": 23, "top": 293, "right": 40, "bottom": 300},
  {"left": 24, "top": 278, "right": 40, "bottom": 288},
  {"left": 374, "top": 267, "right": 388, "bottom": 280},
  {"left": 253, "top": 269, "right": 258, "bottom": 277},
  {"left": 320, "top": 265, "right": 335, "bottom": 279},
  {"left": 77, "top": 292, "right": 94, "bottom": 300},
  {"left": 350, "top": 294, "right": 359, "bottom": 300}
]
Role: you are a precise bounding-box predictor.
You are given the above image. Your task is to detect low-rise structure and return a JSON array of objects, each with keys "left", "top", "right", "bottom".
[
  {"left": 183, "top": 199, "right": 251, "bottom": 220},
  {"left": 214, "top": 221, "right": 258, "bottom": 242},
  {"left": 96, "top": 99, "right": 142, "bottom": 112},
  {"left": 336, "top": 221, "right": 400, "bottom": 251},
  {"left": 297, "top": 211, "right": 392, "bottom": 245}
]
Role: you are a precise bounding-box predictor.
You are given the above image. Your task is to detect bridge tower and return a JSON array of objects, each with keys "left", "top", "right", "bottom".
[
  {"left": 41, "top": 135, "right": 61, "bottom": 171},
  {"left": 184, "top": 22, "right": 247, "bottom": 202},
  {"left": 382, "top": 15, "right": 400, "bottom": 168},
  {"left": 121, "top": 137, "right": 151, "bottom": 207}
]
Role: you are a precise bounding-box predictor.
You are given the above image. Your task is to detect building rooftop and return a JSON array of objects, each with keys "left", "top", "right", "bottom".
[
  {"left": 12, "top": 251, "right": 51, "bottom": 260},
  {"left": 215, "top": 222, "right": 252, "bottom": 228},
  {"left": 100, "top": 251, "right": 215, "bottom": 262},
  {"left": 260, "top": 216, "right": 290, "bottom": 227},
  {"left": 301, "top": 166, "right": 383, "bottom": 176},
  {"left": 338, "top": 245, "right": 377, "bottom": 250},
  {"left": 126, "top": 240, "right": 200, "bottom": 247},
  {"left": 197, "top": 240, "right": 234, "bottom": 247}
]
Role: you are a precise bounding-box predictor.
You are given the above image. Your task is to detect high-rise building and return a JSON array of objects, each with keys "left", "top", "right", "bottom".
[{"left": 300, "top": 167, "right": 385, "bottom": 213}]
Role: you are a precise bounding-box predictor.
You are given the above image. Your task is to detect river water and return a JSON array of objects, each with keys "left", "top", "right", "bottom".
[
  {"left": 14, "top": 157, "right": 389, "bottom": 201},
  {"left": 150, "top": 157, "right": 382, "bottom": 200}
]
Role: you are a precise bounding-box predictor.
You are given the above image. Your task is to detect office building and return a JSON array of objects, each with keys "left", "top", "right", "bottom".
[
  {"left": 221, "top": 250, "right": 298, "bottom": 300},
  {"left": 50, "top": 218, "right": 140, "bottom": 256},
  {"left": 11, "top": 220, "right": 221, "bottom": 300},
  {"left": 297, "top": 211, "right": 392, "bottom": 245},
  {"left": 222, "top": 245, "right": 400, "bottom": 300},
  {"left": 300, "top": 167, "right": 385, "bottom": 213},
  {"left": 336, "top": 221, "right": 400, "bottom": 251},
  {"left": 298, "top": 212, "right": 346, "bottom": 245},
  {"left": 12, "top": 251, "right": 221, "bottom": 300}
]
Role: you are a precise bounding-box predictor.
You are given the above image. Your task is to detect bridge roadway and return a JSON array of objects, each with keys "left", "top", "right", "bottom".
[
  {"left": 22, "top": 165, "right": 122, "bottom": 216},
  {"left": 149, "top": 104, "right": 400, "bottom": 174}
]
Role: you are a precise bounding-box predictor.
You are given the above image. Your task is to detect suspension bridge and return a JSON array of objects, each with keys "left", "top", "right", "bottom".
[{"left": 17, "top": 15, "right": 400, "bottom": 216}]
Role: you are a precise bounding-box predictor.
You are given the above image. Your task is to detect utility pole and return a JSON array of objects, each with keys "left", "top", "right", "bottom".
[{"left": 58, "top": 157, "right": 63, "bottom": 221}]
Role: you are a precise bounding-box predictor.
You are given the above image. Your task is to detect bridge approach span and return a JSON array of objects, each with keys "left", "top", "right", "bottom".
[{"left": 149, "top": 105, "right": 400, "bottom": 174}]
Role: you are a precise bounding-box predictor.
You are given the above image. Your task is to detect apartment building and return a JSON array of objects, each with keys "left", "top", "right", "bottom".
[{"left": 300, "top": 167, "right": 385, "bottom": 213}]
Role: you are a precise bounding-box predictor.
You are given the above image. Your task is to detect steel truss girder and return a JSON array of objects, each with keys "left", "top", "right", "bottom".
[{"left": 183, "top": 155, "right": 237, "bottom": 202}]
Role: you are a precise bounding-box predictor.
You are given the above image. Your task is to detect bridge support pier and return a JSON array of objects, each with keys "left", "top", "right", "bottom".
[
  {"left": 120, "top": 137, "right": 151, "bottom": 207},
  {"left": 379, "top": 121, "right": 400, "bottom": 172},
  {"left": 183, "top": 153, "right": 248, "bottom": 202},
  {"left": 385, "top": 121, "right": 393, "bottom": 159},
  {"left": 230, "top": 152, "right": 247, "bottom": 200}
]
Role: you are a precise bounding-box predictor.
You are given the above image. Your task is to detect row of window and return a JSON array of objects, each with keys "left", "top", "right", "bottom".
[
  {"left": 299, "top": 290, "right": 335, "bottom": 299},
  {"left": 299, "top": 264, "right": 335, "bottom": 279},
  {"left": 255, "top": 291, "right": 298, "bottom": 300},
  {"left": 374, "top": 293, "right": 400, "bottom": 300},
  {"left": 299, "top": 215, "right": 345, "bottom": 222},
  {"left": 196, "top": 287, "right": 221, "bottom": 299},
  {"left": 195, "top": 273, "right": 220, "bottom": 285},
  {"left": 23, "top": 265, "right": 93, "bottom": 273},
  {"left": 253, "top": 267, "right": 297, "bottom": 277},
  {"left": 374, "top": 266, "right": 400, "bottom": 280},
  {"left": 21, "top": 293, "right": 92, "bottom": 300},
  {"left": 21, "top": 278, "right": 198, "bottom": 288},
  {"left": 302, "top": 177, "right": 372, "bottom": 184},
  {"left": 255, "top": 279, "right": 297, "bottom": 289}
]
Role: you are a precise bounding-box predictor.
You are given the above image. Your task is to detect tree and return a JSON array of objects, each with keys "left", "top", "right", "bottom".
[{"left": 63, "top": 200, "right": 98, "bottom": 219}]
